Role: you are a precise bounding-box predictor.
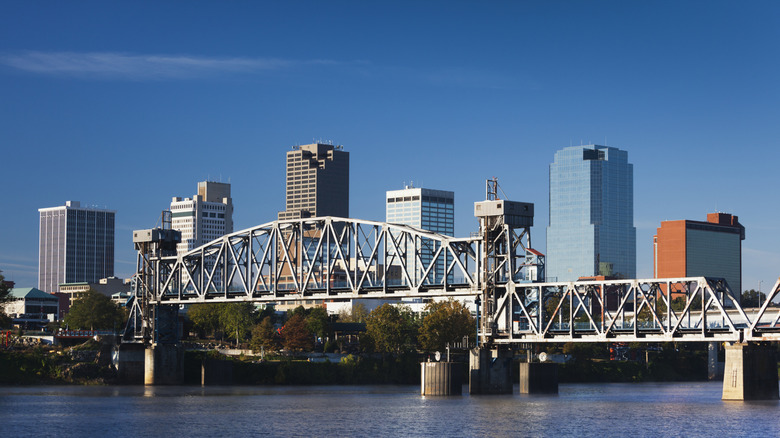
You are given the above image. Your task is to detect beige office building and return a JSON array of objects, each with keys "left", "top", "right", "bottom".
[
  {"left": 278, "top": 143, "right": 349, "bottom": 220},
  {"left": 171, "top": 181, "right": 233, "bottom": 253}
]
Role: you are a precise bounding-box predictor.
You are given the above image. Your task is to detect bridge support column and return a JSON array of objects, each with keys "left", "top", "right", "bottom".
[
  {"left": 421, "top": 361, "right": 462, "bottom": 396},
  {"left": 469, "top": 347, "right": 513, "bottom": 394},
  {"left": 519, "top": 362, "right": 558, "bottom": 394},
  {"left": 144, "top": 343, "right": 184, "bottom": 385},
  {"left": 722, "top": 342, "right": 779, "bottom": 401},
  {"left": 116, "top": 343, "right": 145, "bottom": 384}
]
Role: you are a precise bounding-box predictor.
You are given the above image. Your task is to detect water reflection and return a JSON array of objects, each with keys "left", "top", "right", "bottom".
[{"left": 1, "top": 382, "right": 778, "bottom": 437}]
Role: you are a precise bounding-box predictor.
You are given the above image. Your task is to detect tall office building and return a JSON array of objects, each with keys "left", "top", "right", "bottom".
[
  {"left": 386, "top": 186, "right": 454, "bottom": 235},
  {"left": 278, "top": 143, "right": 349, "bottom": 220},
  {"left": 38, "top": 201, "right": 115, "bottom": 294},
  {"left": 654, "top": 212, "right": 744, "bottom": 294},
  {"left": 386, "top": 186, "right": 454, "bottom": 282},
  {"left": 546, "top": 145, "right": 636, "bottom": 281},
  {"left": 170, "top": 181, "right": 233, "bottom": 253}
]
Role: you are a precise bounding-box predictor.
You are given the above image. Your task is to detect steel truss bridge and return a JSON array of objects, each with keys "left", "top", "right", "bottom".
[{"left": 126, "top": 216, "right": 780, "bottom": 344}]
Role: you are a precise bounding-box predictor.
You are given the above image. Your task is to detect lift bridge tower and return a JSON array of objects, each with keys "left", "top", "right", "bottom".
[
  {"left": 121, "top": 219, "right": 183, "bottom": 385},
  {"left": 469, "top": 178, "right": 541, "bottom": 394}
]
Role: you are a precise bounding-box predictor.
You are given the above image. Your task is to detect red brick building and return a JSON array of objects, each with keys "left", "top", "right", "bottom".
[{"left": 653, "top": 213, "right": 745, "bottom": 296}]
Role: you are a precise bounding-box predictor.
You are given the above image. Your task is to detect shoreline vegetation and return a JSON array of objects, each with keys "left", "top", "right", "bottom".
[{"left": 5, "top": 341, "right": 776, "bottom": 386}]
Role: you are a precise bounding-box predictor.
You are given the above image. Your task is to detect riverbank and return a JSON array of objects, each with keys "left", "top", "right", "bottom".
[
  {"left": 0, "top": 345, "right": 116, "bottom": 385},
  {"left": 3, "top": 345, "right": 777, "bottom": 386}
]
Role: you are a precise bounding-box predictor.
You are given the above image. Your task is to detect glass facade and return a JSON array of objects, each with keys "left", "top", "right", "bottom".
[
  {"left": 38, "top": 202, "right": 115, "bottom": 294},
  {"left": 546, "top": 145, "right": 636, "bottom": 281},
  {"left": 386, "top": 187, "right": 454, "bottom": 283}
]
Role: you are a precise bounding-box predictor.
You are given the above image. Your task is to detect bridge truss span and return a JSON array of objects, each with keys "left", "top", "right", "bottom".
[
  {"left": 127, "top": 213, "right": 780, "bottom": 345},
  {"left": 142, "top": 217, "right": 484, "bottom": 305},
  {"left": 488, "top": 276, "right": 780, "bottom": 344}
]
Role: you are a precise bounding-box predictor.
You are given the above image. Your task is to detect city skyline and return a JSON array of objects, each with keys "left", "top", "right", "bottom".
[{"left": 1, "top": 2, "right": 779, "bottom": 296}]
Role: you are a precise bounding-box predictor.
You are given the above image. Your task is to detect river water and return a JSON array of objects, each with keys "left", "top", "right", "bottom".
[{"left": 1, "top": 382, "right": 778, "bottom": 437}]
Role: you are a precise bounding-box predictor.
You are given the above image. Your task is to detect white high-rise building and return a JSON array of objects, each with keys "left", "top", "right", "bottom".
[
  {"left": 38, "top": 201, "right": 115, "bottom": 294},
  {"left": 170, "top": 181, "right": 233, "bottom": 253},
  {"left": 386, "top": 186, "right": 454, "bottom": 284}
]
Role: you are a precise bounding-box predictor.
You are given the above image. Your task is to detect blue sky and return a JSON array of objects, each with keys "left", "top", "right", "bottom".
[{"left": 1, "top": 1, "right": 778, "bottom": 294}]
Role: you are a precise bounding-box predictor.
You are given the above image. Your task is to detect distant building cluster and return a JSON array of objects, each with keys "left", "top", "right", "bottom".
[{"left": 12, "top": 140, "right": 746, "bottom": 329}]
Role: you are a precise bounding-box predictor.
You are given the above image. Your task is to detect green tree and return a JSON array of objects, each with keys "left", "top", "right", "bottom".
[
  {"left": 671, "top": 294, "right": 702, "bottom": 312},
  {"left": 365, "top": 304, "right": 418, "bottom": 354},
  {"left": 220, "top": 302, "right": 256, "bottom": 346},
  {"left": 0, "top": 270, "right": 10, "bottom": 303},
  {"left": 637, "top": 293, "right": 668, "bottom": 325},
  {"left": 338, "top": 302, "right": 369, "bottom": 323},
  {"left": 741, "top": 289, "right": 767, "bottom": 308},
  {"left": 563, "top": 342, "right": 608, "bottom": 361},
  {"left": 63, "top": 289, "right": 125, "bottom": 330},
  {"left": 306, "top": 307, "right": 330, "bottom": 340},
  {"left": 281, "top": 313, "right": 313, "bottom": 351},
  {"left": 251, "top": 316, "right": 279, "bottom": 353},
  {"left": 418, "top": 299, "right": 474, "bottom": 352},
  {"left": 187, "top": 303, "right": 223, "bottom": 339},
  {"left": 0, "top": 270, "right": 11, "bottom": 328}
]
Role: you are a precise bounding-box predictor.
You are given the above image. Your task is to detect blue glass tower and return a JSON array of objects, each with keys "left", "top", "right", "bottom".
[{"left": 546, "top": 145, "right": 636, "bottom": 281}]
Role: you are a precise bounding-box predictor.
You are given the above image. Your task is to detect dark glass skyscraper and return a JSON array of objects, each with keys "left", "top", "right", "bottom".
[
  {"left": 546, "top": 145, "right": 636, "bottom": 281},
  {"left": 38, "top": 201, "right": 115, "bottom": 293}
]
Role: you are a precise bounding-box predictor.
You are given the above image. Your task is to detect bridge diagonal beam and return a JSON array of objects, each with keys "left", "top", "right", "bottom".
[
  {"left": 250, "top": 230, "right": 273, "bottom": 294},
  {"left": 751, "top": 277, "right": 780, "bottom": 331},
  {"left": 301, "top": 226, "right": 327, "bottom": 293},
  {"left": 571, "top": 284, "right": 601, "bottom": 335},
  {"left": 513, "top": 287, "right": 540, "bottom": 336}
]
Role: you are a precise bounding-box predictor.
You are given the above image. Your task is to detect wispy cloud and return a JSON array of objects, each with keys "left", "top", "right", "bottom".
[
  {"left": 0, "top": 51, "right": 336, "bottom": 80},
  {"left": 1, "top": 50, "right": 522, "bottom": 90},
  {"left": 423, "top": 67, "right": 527, "bottom": 90}
]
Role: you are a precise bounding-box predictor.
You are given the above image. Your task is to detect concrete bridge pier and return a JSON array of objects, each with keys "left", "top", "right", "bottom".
[
  {"left": 519, "top": 362, "right": 558, "bottom": 394},
  {"left": 116, "top": 343, "right": 146, "bottom": 384},
  {"left": 420, "top": 361, "right": 462, "bottom": 396},
  {"left": 722, "top": 342, "right": 779, "bottom": 400},
  {"left": 144, "top": 343, "right": 184, "bottom": 385},
  {"left": 469, "top": 347, "right": 513, "bottom": 394}
]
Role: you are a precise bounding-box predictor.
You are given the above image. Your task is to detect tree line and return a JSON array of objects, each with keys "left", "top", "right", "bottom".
[{"left": 188, "top": 299, "right": 475, "bottom": 355}]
